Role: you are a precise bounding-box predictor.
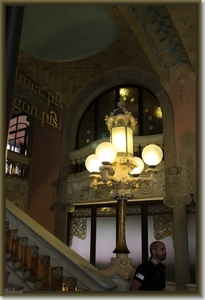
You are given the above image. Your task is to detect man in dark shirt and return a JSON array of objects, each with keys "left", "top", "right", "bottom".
[{"left": 130, "top": 241, "right": 167, "bottom": 291}]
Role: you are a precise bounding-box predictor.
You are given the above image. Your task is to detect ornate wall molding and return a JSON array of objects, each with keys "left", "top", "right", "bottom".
[
  {"left": 5, "top": 178, "right": 28, "bottom": 211},
  {"left": 65, "top": 163, "right": 165, "bottom": 205}
]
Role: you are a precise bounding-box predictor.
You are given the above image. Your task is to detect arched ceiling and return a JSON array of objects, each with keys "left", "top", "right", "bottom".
[
  {"left": 18, "top": 4, "right": 197, "bottom": 92},
  {"left": 20, "top": 5, "right": 117, "bottom": 62}
]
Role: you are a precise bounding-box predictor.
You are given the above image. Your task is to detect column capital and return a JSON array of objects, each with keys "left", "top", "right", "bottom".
[
  {"left": 163, "top": 193, "right": 192, "bottom": 208},
  {"left": 50, "top": 202, "right": 75, "bottom": 213}
]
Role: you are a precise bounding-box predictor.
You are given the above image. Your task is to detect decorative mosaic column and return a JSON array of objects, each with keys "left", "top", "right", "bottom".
[{"left": 164, "top": 193, "right": 192, "bottom": 290}]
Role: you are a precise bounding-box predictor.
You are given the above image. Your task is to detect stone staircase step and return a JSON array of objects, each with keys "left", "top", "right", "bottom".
[
  {"left": 15, "top": 266, "right": 31, "bottom": 279},
  {"left": 6, "top": 258, "right": 21, "bottom": 269},
  {"left": 24, "top": 276, "right": 42, "bottom": 290}
]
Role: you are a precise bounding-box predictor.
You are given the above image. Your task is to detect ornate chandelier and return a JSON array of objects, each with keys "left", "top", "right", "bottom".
[
  {"left": 85, "top": 98, "right": 163, "bottom": 200},
  {"left": 85, "top": 98, "right": 163, "bottom": 253}
]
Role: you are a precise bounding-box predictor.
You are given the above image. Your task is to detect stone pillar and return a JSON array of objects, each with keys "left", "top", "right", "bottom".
[
  {"left": 6, "top": 6, "right": 24, "bottom": 151},
  {"left": 163, "top": 193, "right": 192, "bottom": 290},
  {"left": 50, "top": 201, "right": 75, "bottom": 243}
]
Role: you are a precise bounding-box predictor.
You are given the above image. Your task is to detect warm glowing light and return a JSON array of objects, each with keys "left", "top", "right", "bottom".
[
  {"left": 142, "top": 144, "right": 163, "bottom": 167},
  {"left": 119, "top": 88, "right": 129, "bottom": 98},
  {"left": 111, "top": 127, "right": 133, "bottom": 156},
  {"left": 85, "top": 154, "right": 101, "bottom": 173},
  {"left": 154, "top": 107, "right": 162, "bottom": 118},
  {"left": 95, "top": 142, "right": 117, "bottom": 164},
  {"left": 130, "top": 157, "right": 144, "bottom": 175}
]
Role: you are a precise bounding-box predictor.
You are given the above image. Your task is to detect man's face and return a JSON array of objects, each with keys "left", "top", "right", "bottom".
[{"left": 156, "top": 243, "right": 167, "bottom": 261}]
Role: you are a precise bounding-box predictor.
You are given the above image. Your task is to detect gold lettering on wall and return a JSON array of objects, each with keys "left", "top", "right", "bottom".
[
  {"left": 14, "top": 68, "right": 63, "bottom": 129},
  {"left": 12, "top": 95, "right": 62, "bottom": 129},
  {"left": 15, "top": 67, "right": 63, "bottom": 108}
]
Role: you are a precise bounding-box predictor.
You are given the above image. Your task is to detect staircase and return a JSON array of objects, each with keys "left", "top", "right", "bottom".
[{"left": 5, "top": 199, "right": 117, "bottom": 294}]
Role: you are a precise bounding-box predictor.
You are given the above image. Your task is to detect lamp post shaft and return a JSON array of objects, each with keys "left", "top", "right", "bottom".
[{"left": 113, "top": 199, "right": 130, "bottom": 254}]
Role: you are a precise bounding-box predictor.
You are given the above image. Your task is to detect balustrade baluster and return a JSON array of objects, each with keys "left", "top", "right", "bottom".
[
  {"left": 53, "top": 267, "right": 63, "bottom": 291},
  {"left": 11, "top": 229, "right": 19, "bottom": 260},
  {"left": 41, "top": 255, "right": 50, "bottom": 289},
  {"left": 30, "top": 246, "right": 39, "bottom": 277},
  {"left": 5, "top": 221, "right": 10, "bottom": 253},
  {"left": 20, "top": 237, "right": 28, "bottom": 268}
]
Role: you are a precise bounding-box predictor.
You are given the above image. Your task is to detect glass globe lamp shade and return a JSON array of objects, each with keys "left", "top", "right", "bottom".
[
  {"left": 85, "top": 154, "right": 101, "bottom": 173},
  {"left": 142, "top": 144, "right": 163, "bottom": 167},
  {"left": 95, "top": 142, "right": 117, "bottom": 164},
  {"left": 130, "top": 157, "right": 144, "bottom": 175}
]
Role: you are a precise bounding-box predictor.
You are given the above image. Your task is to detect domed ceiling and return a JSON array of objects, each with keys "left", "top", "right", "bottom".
[
  {"left": 18, "top": 4, "right": 197, "bottom": 90},
  {"left": 20, "top": 5, "right": 117, "bottom": 62}
]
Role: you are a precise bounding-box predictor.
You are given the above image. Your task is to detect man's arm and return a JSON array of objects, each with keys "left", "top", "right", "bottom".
[{"left": 130, "top": 278, "right": 142, "bottom": 291}]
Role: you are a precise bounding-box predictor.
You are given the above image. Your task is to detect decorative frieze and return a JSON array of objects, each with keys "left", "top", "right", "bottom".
[{"left": 66, "top": 166, "right": 165, "bottom": 205}]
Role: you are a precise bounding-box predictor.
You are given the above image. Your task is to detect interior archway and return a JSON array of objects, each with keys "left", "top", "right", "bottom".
[{"left": 61, "top": 68, "right": 176, "bottom": 180}]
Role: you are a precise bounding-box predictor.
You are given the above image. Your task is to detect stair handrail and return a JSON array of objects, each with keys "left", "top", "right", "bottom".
[{"left": 6, "top": 199, "right": 117, "bottom": 291}]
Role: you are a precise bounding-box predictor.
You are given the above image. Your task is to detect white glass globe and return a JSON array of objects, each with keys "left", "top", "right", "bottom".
[
  {"left": 130, "top": 156, "right": 144, "bottom": 175},
  {"left": 142, "top": 144, "right": 163, "bottom": 167},
  {"left": 95, "top": 142, "right": 117, "bottom": 164},
  {"left": 85, "top": 154, "right": 101, "bottom": 173}
]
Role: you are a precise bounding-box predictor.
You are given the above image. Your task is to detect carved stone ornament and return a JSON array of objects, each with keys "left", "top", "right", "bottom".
[
  {"left": 66, "top": 153, "right": 165, "bottom": 204},
  {"left": 105, "top": 97, "right": 137, "bottom": 131},
  {"left": 168, "top": 166, "right": 182, "bottom": 175},
  {"left": 100, "top": 254, "right": 135, "bottom": 281},
  {"left": 69, "top": 217, "right": 87, "bottom": 247},
  {"left": 5, "top": 179, "right": 28, "bottom": 211},
  {"left": 154, "top": 214, "right": 173, "bottom": 240},
  {"left": 163, "top": 193, "right": 192, "bottom": 208}
]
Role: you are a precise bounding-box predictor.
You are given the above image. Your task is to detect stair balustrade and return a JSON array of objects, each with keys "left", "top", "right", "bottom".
[{"left": 5, "top": 198, "right": 118, "bottom": 293}]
